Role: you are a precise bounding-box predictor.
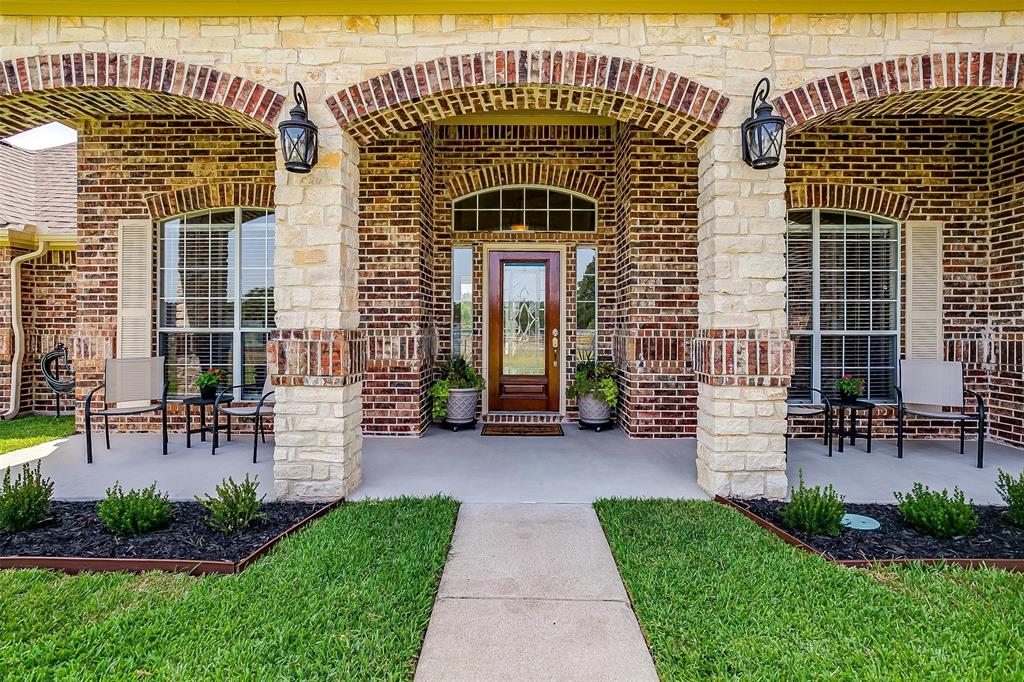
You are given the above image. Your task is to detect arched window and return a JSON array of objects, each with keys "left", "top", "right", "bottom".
[
  {"left": 787, "top": 209, "right": 899, "bottom": 402},
  {"left": 158, "top": 208, "right": 275, "bottom": 400},
  {"left": 452, "top": 185, "right": 596, "bottom": 232}
]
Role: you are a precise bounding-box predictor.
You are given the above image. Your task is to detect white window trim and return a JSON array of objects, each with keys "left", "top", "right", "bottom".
[
  {"left": 157, "top": 206, "right": 274, "bottom": 401},
  {"left": 788, "top": 208, "right": 902, "bottom": 403},
  {"left": 452, "top": 184, "right": 598, "bottom": 233}
]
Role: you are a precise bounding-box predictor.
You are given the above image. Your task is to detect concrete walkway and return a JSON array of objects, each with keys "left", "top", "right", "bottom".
[{"left": 415, "top": 503, "right": 658, "bottom": 682}]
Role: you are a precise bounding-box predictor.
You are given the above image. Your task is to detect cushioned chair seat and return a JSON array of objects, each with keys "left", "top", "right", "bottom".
[
  {"left": 218, "top": 403, "right": 275, "bottom": 418},
  {"left": 88, "top": 404, "right": 164, "bottom": 416}
]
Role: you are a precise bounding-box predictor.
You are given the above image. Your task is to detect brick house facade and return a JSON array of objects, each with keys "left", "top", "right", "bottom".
[{"left": 0, "top": 10, "right": 1022, "bottom": 500}]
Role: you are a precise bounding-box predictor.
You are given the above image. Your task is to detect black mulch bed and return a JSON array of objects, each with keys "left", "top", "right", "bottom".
[
  {"left": 738, "top": 499, "right": 1024, "bottom": 561},
  {"left": 0, "top": 501, "right": 322, "bottom": 562}
]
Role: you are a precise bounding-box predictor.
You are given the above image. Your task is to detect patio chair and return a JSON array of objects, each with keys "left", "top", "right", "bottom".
[
  {"left": 786, "top": 387, "right": 833, "bottom": 457},
  {"left": 211, "top": 376, "right": 275, "bottom": 463},
  {"left": 84, "top": 357, "right": 168, "bottom": 464},
  {"left": 896, "top": 359, "right": 986, "bottom": 468}
]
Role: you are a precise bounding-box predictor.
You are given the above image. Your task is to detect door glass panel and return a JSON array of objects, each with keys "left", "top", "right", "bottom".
[{"left": 502, "top": 263, "right": 546, "bottom": 376}]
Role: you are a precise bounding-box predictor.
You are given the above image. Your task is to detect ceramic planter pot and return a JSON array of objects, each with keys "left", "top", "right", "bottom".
[
  {"left": 446, "top": 388, "right": 480, "bottom": 424},
  {"left": 839, "top": 392, "right": 860, "bottom": 404},
  {"left": 578, "top": 391, "right": 612, "bottom": 424},
  {"left": 200, "top": 385, "right": 217, "bottom": 401}
]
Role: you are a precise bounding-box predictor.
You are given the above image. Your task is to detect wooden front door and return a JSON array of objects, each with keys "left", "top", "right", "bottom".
[{"left": 487, "top": 251, "right": 561, "bottom": 412}]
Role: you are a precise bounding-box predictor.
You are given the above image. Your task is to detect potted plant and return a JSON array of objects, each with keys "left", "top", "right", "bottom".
[
  {"left": 195, "top": 368, "right": 225, "bottom": 401},
  {"left": 567, "top": 350, "right": 618, "bottom": 428},
  {"left": 834, "top": 374, "right": 865, "bottom": 404},
  {"left": 430, "top": 356, "right": 485, "bottom": 426}
]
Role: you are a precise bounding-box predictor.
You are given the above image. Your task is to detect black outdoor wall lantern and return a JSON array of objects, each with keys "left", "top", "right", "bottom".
[
  {"left": 279, "top": 82, "right": 319, "bottom": 174},
  {"left": 741, "top": 77, "right": 785, "bottom": 170}
]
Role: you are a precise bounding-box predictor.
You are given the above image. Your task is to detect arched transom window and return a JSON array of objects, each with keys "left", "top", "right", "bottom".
[
  {"left": 453, "top": 185, "right": 597, "bottom": 233},
  {"left": 787, "top": 209, "right": 899, "bottom": 402},
  {"left": 158, "top": 208, "right": 275, "bottom": 400}
]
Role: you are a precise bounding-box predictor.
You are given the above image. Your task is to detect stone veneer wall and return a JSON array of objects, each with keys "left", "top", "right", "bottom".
[{"left": 74, "top": 113, "right": 276, "bottom": 430}]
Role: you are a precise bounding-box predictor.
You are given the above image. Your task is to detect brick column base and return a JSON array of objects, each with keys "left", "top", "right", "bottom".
[
  {"left": 693, "top": 329, "right": 792, "bottom": 499},
  {"left": 268, "top": 329, "right": 365, "bottom": 500}
]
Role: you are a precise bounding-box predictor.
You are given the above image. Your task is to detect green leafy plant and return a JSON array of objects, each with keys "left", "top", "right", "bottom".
[
  {"left": 0, "top": 461, "right": 54, "bottom": 533},
  {"left": 996, "top": 469, "right": 1024, "bottom": 528},
  {"left": 566, "top": 349, "right": 618, "bottom": 408},
  {"left": 430, "top": 356, "right": 485, "bottom": 420},
  {"left": 98, "top": 483, "right": 174, "bottom": 535},
  {"left": 833, "top": 374, "right": 865, "bottom": 400},
  {"left": 894, "top": 483, "right": 978, "bottom": 538},
  {"left": 778, "top": 469, "right": 846, "bottom": 536},
  {"left": 193, "top": 367, "right": 224, "bottom": 391},
  {"left": 196, "top": 474, "right": 267, "bottom": 534}
]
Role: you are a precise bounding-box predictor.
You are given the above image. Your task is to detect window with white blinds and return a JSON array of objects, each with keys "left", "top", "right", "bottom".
[
  {"left": 787, "top": 209, "right": 899, "bottom": 402},
  {"left": 157, "top": 208, "right": 275, "bottom": 400}
]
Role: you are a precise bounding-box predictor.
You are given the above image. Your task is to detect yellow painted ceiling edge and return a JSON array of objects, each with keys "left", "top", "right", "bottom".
[{"left": 2, "top": 0, "right": 1021, "bottom": 15}]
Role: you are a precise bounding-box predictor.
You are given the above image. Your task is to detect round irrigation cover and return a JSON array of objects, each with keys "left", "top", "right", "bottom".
[{"left": 841, "top": 513, "right": 880, "bottom": 531}]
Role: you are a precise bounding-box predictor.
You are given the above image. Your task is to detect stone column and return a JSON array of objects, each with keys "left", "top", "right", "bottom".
[
  {"left": 693, "top": 104, "right": 792, "bottom": 499},
  {"left": 270, "top": 108, "right": 364, "bottom": 501}
]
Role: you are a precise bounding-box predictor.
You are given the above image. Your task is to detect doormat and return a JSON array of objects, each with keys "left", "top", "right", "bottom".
[{"left": 481, "top": 423, "right": 564, "bottom": 437}]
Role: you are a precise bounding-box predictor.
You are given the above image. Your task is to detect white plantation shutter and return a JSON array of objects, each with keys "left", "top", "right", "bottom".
[
  {"left": 117, "top": 219, "right": 154, "bottom": 359},
  {"left": 906, "top": 221, "right": 943, "bottom": 360}
]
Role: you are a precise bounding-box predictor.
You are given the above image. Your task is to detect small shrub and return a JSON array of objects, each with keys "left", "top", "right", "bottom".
[
  {"left": 0, "top": 461, "right": 54, "bottom": 533},
  {"left": 779, "top": 470, "right": 846, "bottom": 536},
  {"left": 196, "top": 474, "right": 267, "bottom": 534},
  {"left": 996, "top": 469, "right": 1024, "bottom": 528},
  {"left": 98, "top": 483, "right": 173, "bottom": 535},
  {"left": 894, "top": 483, "right": 978, "bottom": 538}
]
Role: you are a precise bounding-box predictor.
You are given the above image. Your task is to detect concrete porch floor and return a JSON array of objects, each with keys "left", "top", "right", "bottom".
[
  {"left": 1, "top": 425, "right": 1021, "bottom": 505},
  {"left": 0, "top": 431, "right": 275, "bottom": 500}
]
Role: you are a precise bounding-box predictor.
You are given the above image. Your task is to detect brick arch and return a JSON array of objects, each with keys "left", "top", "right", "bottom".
[
  {"left": 445, "top": 163, "right": 606, "bottom": 201},
  {"left": 0, "top": 53, "right": 285, "bottom": 136},
  {"left": 146, "top": 182, "right": 276, "bottom": 220},
  {"left": 775, "top": 52, "right": 1024, "bottom": 132},
  {"left": 327, "top": 50, "right": 728, "bottom": 145},
  {"left": 786, "top": 183, "right": 915, "bottom": 222}
]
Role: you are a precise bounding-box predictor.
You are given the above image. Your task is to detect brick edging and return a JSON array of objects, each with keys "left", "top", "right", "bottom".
[
  {"left": 267, "top": 329, "right": 366, "bottom": 387},
  {"left": 326, "top": 49, "right": 728, "bottom": 145},
  {"left": 692, "top": 329, "right": 792, "bottom": 387},
  {"left": 774, "top": 51, "right": 1024, "bottom": 131},
  {"left": 146, "top": 182, "right": 276, "bottom": 219},
  {"left": 786, "top": 183, "right": 915, "bottom": 222},
  {"left": 0, "top": 52, "right": 284, "bottom": 132},
  {"left": 444, "top": 162, "right": 606, "bottom": 200}
]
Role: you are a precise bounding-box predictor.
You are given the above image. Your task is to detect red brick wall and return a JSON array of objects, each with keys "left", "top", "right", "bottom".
[
  {"left": 986, "top": 121, "right": 1024, "bottom": 446},
  {"left": 356, "top": 122, "right": 701, "bottom": 436},
  {"left": 75, "top": 113, "right": 276, "bottom": 432},
  {"left": 614, "top": 125, "right": 699, "bottom": 437},
  {"left": 22, "top": 249, "right": 77, "bottom": 414},
  {"left": 358, "top": 130, "right": 435, "bottom": 435},
  {"left": 785, "top": 116, "right": 1011, "bottom": 442},
  {"left": 0, "top": 247, "right": 13, "bottom": 415}
]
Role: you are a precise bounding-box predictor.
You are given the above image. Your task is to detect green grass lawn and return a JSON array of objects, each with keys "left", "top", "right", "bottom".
[
  {"left": 0, "top": 497, "right": 458, "bottom": 680},
  {"left": 596, "top": 498, "right": 1024, "bottom": 681},
  {"left": 0, "top": 415, "right": 75, "bottom": 456}
]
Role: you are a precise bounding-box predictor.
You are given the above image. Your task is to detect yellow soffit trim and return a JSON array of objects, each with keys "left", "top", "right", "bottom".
[
  {"left": 2, "top": 0, "right": 1022, "bottom": 15},
  {"left": 0, "top": 229, "right": 78, "bottom": 250}
]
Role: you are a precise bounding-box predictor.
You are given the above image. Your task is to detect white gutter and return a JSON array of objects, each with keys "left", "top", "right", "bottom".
[{"left": 3, "top": 239, "right": 49, "bottom": 420}]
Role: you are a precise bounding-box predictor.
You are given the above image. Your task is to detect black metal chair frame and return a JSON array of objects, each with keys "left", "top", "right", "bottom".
[
  {"left": 211, "top": 383, "right": 275, "bottom": 463},
  {"left": 785, "top": 387, "right": 833, "bottom": 457},
  {"left": 84, "top": 382, "right": 169, "bottom": 464},
  {"left": 896, "top": 386, "right": 986, "bottom": 468}
]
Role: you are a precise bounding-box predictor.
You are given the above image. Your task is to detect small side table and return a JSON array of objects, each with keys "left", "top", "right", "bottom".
[
  {"left": 181, "top": 395, "right": 232, "bottom": 448},
  {"left": 832, "top": 399, "right": 877, "bottom": 453}
]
